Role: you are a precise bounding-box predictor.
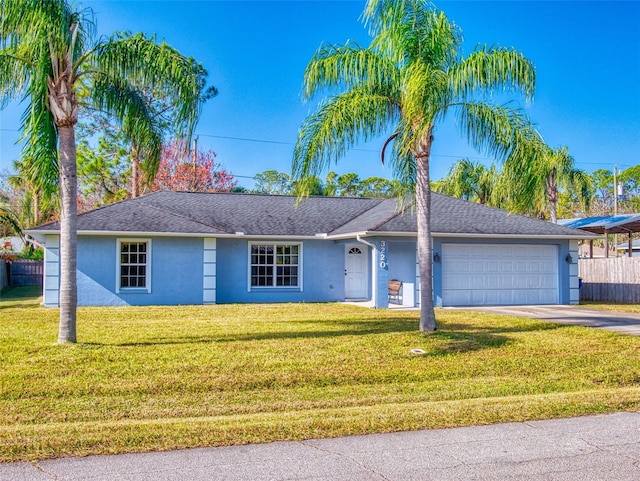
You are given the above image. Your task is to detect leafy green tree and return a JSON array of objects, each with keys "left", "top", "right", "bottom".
[
  {"left": 618, "top": 165, "right": 640, "bottom": 205},
  {"left": 292, "top": 175, "right": 325, "bottom": 196},
  {"left": 293, "top": 0, "right": 534, "bottom": 331},
  {"left": 590, "top": 169, "right": 613, "bottom": 212},
  {"left": 77, "top": 78, "right": 217, "bottom": 198},
  {"left": 253, "top": 170, "right": 292, "bottom": 195},
  {"left": 76, "top": 137, "right": 130, "bottom": 211},
  {"left": 335, "top": 173, "right": 361, "bottom": 197},
  {"left": 359, "top": 176, "right": 396, "bottom": 197},
  {"left": 1, "top": 0, "right": 206, "bottom": 342},
  {"left": 324, "top": 171, "right": 339, "bottom": 197}
]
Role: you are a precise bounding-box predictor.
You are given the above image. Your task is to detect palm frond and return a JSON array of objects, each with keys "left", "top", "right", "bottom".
[
  {"left": 450, "top": 46, "right": 535, "bottom": 101},
  {"left": 455, "top": 101, "right": 535, "bottom": 161},
  {"left": 0, "top": 51, "right": 32, "bottom": 105},
  {"left": 18, "top": 62, "right": 59, "bottom": 199},
  {"left": 302, "top": 42, "right": 399, "bottom": 100},
  {"left": 91, "top": 72, "right": 163, "bottom": 182},
  {"left": 0, "top": 202, "right": 24, "bottom": 239},
  {"left": 292, "top": 89, "right": 398, "bottom": 196},
  {"left": 401, "top": 60, "right": 448, "bottom": 135},
  {"left": 366, "top": 1, "right": 460, "bottom": 69},
  {"left": 93, "top": 33, "right": 207, "bottom": 141}
]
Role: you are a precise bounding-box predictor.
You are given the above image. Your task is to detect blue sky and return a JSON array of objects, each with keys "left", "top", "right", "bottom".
[{"left": 1, "top": 0, "right": 639, "bottom": 190}]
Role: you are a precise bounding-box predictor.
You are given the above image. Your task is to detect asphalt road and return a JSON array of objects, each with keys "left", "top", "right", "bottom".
[{"left": 2, "top": 412, "right": 639, "bottom": 481}]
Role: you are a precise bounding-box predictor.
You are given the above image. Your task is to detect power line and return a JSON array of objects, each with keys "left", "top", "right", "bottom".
[{"left": 2, "top": 127, "right": 637, "bottom": 168}]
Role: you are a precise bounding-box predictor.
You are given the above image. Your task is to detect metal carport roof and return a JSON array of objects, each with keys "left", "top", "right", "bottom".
[{"left": 558, "top": 214, "right": 640, "bottom": 235}]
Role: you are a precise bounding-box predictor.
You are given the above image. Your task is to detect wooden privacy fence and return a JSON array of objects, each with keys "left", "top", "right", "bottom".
[
  {"left": 579, "top": 257, "right": 640, "bottom": 303},
  {"left": 9, "top": 260, "right": 43, "bottom": 287},
  {"left": 0, "top": 260, "right": 8, "bottom": 291}
]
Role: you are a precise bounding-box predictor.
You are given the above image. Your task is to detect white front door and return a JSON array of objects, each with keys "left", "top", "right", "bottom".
[{"left": 345, "top": 245, "right": 368, "bottom": 299}]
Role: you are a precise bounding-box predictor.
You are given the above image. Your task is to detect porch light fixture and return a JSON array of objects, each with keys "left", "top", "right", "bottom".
[
  {"left": 565, "top": 254, "right": 573, "bottom": 264},
  {"left": 433, "top": 253, "right": 441, "bottom": 263}
]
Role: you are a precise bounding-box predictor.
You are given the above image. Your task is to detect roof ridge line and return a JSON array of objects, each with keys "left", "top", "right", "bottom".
[
  {"left": 326, "top": 198, "right": 386, "bottom": 235},
  {"left": 368, "top": 198, "right": 411, "bottom": 232},
  {"left": 138, "top": 199, "right": 235, "bottom": 234}
]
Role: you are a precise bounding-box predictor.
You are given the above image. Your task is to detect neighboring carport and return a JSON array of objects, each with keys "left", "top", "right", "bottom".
[{"left": 559, "top": 214, "right": 640, "bottom": 258}]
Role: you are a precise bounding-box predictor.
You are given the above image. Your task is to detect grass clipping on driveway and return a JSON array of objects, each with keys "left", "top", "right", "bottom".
[{"left": 1, "top": 292, "right": 639, "bottom": 461}]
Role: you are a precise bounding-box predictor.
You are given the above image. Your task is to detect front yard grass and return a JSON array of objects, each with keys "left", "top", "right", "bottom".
[
  {"left": 580, "top": 302, "right": 640, "bottom": 314},
  {"left": 1, "top": 287, "right": 639, "bottom": 462}
]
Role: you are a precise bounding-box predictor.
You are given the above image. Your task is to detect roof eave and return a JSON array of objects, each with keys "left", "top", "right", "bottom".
[
  {"left": 24, "top": 229, "right": 332, "bottom": 241},
  {"left": 26, "top": 228, "right": 599, "bottom": 243},
  {"left": 327, "top": 230, "right": 600, "bottom": 240}
]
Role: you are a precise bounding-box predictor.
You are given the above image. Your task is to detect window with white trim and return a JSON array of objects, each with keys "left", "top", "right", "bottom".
[
  {"left": 118, "top": 240, "right": 151, "bottom": 292},
  {"left": 250, "top": 243, "right": 300, "bottom": 287}
]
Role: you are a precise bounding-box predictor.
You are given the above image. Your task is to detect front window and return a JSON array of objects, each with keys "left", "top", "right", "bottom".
[
  {"left": 118, "top": 240, "right": 150, "bottom": 292},
  {"left": 250, "top": 243, "right": 300, "bottom": 287}
]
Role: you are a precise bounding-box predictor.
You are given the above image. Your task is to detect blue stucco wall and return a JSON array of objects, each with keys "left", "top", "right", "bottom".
[
  {"left": 76, "top": 236, "right": 203, "bottom": 306},
  {"left": 388, "top": 240, "right": 416, "bottom": 282},
  {"left": 216, "top": 238, "right": 345, "bottom": 303},
  {"left": 368, "top": 238, "right": 417, "bottom": 308},
  {"left": 51, "top": 234, "right": 575, "bottom": 308}
]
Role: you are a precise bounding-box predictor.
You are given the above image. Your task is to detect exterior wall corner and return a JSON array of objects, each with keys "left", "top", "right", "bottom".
[{"left": 203, "top": 238, "right": 217, "bottom": 304}]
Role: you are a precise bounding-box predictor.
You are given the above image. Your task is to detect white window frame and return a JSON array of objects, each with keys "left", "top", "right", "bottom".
[
  {"left": 247, "top": 242, "right": 303, "bottom": 291},
  {"left": 116, "top": 238, "right": 152, "bottom": 293}
]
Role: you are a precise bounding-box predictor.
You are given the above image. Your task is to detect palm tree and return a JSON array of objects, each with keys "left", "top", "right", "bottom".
[
  {"left": 502, "top": 137, "right": 591, "bottom": 222},
  {"left": 432, "top": 158, "right": 500, "bottom": 205},
  {"left": 293, "top": 0, "right": 535, "bottom": 331},
  {"left": 1, "top": 0, "right": 206, "bottom": 342}
]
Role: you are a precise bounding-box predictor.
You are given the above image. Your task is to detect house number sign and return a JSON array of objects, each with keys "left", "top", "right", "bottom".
[{"left": 379, "top": 240, "right": 388, "bottom": 269}]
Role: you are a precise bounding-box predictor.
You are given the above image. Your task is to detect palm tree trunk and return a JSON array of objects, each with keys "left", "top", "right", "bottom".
[
  {"left": 415, "top": 131, "right": 436, "bottom": 332},
  {"left": 32, "top": 191, "right": 40, "bottom": 226},
  {"left": 131, "top": 147, "right": 140, "bottom": 198},
  {"left": 58, "top": 125, "right": 77, "bottom": 343},
  {"left": 546, "top": 175, "right": 558, "bottom": 223},
  {"left": 549, "top": 201, "right": 558, "bottom": 224}
]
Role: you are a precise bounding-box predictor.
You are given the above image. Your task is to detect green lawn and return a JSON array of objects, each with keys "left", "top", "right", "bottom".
[
  {"left": 580, "top": 302, "right": 640, "bottom": 314},
  {"left": 1, "top": 286, "right": 639, "bottom": 462}
]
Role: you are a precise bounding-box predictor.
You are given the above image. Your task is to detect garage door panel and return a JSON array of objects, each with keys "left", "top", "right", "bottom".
[
  {"left": 485, "top": 275, "right": 500, "bottom": 289},
  {"left": 442, "top": 243, "right": 559, "bottom": 306},
  {"left": 470, "top": 275, "right": 485, "bottom": 289},
  {"left": 499, "top": 275, "right": 514, "bottom": 289},
  {"left": 513, "top": 276, "right": 528, "bottom": 288},
  {"left": 513, "top": 260, "right": 527, "bottom": 272},
  {"left": 455, "top": 260, "right": 471, "bottom": 272},
  {"left": 527, "top": 260, "right": 542, "bottom": 273},
  {"left": 513, "top": 246, "right": 529, "bottom": 257},
  {"left": 486, "top": 260, "right": 499, "bottom": 272},
  {"left": 499, "top": 261, "right": 514, "bottom": 272},
  {"left": 470, "top": 260, "right": 485, "bottom": 273}
]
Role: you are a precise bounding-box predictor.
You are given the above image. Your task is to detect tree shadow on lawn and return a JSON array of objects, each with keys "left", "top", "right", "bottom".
[
  {"left": 85, "top": 318, "right": 419, "bottom": 347},
  {"left": 83, "top": 315, "right": 563, "bottom": 351}
]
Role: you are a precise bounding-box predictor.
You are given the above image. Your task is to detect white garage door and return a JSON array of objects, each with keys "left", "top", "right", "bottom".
[{"left": 442, "top": 244, "right": 559, "bottom": 306}]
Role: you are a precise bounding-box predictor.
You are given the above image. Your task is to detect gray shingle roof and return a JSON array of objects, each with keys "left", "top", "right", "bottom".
[{"left": 29, "top": 190, "right": 593, "bottom": 238}]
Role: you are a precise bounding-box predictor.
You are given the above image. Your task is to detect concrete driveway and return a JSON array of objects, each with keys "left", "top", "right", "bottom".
[{"left": 451, "top": 305, "right": 640, "bottom": 336}]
